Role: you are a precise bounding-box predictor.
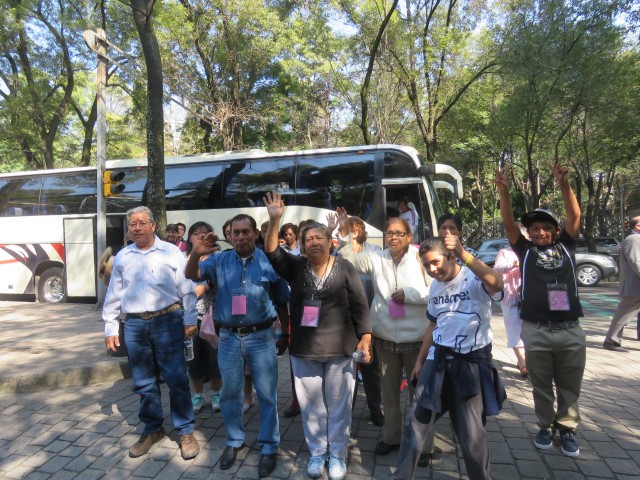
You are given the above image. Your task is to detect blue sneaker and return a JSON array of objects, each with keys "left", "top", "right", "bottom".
[
  {"left": 328, "top": 455, "right": 347, "bottom": 480},
  {"left": 560, "top": 430, "right": 580, "bottom": 457},
  {"left": 211, "top": 392, "right": 221, "bottom": 412},
  {"left": 307, "top": 453, "right": 327, "bottom": 478},
  {"left": 191, "top": 394, "right": 204, "bottom": 414},
  {"left": 534, "top": 428, "right": 554, "bottom": 450}
]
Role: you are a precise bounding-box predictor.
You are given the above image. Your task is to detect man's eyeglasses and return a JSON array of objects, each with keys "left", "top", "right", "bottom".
[
  {"left": 129, "top": 221, "right": 151, "bottom": 228},
  {"left": 385, "top": 231, "right": 407, "bottom": 238}
]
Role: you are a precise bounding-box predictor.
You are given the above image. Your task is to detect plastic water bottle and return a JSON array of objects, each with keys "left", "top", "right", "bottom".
[
  {"left": 352, "top": 349, "right": 368, "bottom": 363},
  {"left": 184, "top": 338, "right": 194, "bottom": 361},
  {"left": 273, "top": 319, "right": 282, "bottom": 340}
]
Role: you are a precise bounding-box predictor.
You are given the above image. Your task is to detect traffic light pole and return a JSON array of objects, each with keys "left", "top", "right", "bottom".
[{"left": 95, "top": 28, "right": 107, "bottom": 306}]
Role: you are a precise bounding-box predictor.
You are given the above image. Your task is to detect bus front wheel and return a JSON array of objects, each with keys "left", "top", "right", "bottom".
[{"left": 38, "top": 267, "right": 67, "bottom": 303}]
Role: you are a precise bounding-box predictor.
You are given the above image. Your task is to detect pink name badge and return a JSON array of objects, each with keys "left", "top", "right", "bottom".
[
  {"left": 548, "top": 290, "right": 570, "bottom": 311},
  {"left": 301, "top": 305, "right": 320, "bottom": 327},
  {"left": 389, "top": 299, "right": 405, "bottom": 318},
  {"left": 232, "top": 295, "right": 247, "bottom": 315}
]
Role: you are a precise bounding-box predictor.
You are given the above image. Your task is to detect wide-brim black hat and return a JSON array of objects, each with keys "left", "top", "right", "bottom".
[{"left": 521, "top": 208, "right": 559, "bottom": 228}]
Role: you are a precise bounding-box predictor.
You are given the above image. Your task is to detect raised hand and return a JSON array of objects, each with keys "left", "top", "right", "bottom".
[
  {"left": 547, "top": 162, "right": 570, "bottom": 188},
  {"left": 444, "top": 233, "right": 464, "bottom": 258},
  {"left": 263, "top": 191, "right": 285, "bottom": 220},
  {"left": 191, "top": 232, "right": 219, "bottom": 256},
  {"left": 326, "top": 212, "right": 337, "bottom": 232},
  {"left": 494, "top": 165, "right": 510, "bottom": 192}
]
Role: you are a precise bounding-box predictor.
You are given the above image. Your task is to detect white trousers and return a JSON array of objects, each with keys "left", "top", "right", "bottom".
[
  {"left": 290, "top": 355, "right": 356, "bottom": 458},
  {"left": 500, "top": 303, "right": 524, "bottom": 348}
]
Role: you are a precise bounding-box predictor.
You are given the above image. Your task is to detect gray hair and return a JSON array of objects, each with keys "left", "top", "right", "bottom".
[
  {"left": 126, "top": 206, "right": 155, "bottom": 224},
  {"left": 631, "top": 216, "right": 640, "bottom": 230}
]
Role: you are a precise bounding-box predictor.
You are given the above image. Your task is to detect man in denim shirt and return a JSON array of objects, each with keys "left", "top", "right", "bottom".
[{"left": 186, "top": 214, "right": 289, "bottom": 477}]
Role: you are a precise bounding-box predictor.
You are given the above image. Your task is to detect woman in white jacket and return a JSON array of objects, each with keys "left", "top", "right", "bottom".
[{"left": 338, "top": 212, "right": 431, "bottom": 460}]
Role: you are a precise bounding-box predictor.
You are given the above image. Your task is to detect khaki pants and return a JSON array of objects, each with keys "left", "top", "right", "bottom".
[
  {"left": 377, "top": 346, "right": 420, "bottom": 445},
  {"left": 520, "top": 321, "right": 586, "bottom": 431}
]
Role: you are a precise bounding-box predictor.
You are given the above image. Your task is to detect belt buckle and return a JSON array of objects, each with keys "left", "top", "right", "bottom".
[{"left": 140, "top": 312, "right": 153, "bottom": 320}]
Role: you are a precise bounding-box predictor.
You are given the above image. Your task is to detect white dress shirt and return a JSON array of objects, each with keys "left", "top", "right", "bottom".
[{"left": 102, "top": 236, "right": 197, "bottom": 337}]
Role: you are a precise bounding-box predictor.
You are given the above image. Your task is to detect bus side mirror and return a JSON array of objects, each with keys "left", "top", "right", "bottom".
[{"left": 103, "top": 171, "right": 125, "bottom": 197}]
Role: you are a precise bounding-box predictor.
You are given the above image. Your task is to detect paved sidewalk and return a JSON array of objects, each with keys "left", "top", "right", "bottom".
[{"left": 1, "top": 284, "right": 639, "bottom": 479}]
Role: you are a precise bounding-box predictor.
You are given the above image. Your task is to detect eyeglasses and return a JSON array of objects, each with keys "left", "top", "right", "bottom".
[
  {"left": 129, "top": 221, "right": 151, "bottom": 228},
  {"left": 385, "top": 231, "right": 407, "bottom": 238}
]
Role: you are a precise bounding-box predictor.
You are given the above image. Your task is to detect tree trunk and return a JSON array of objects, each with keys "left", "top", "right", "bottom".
[{"left": 131, "top": 0, "right": 166, "bottom": 233}]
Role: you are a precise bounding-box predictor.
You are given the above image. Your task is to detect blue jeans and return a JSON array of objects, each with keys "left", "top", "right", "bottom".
[
  {"left": 124, "top": 311, "right": 195, "bottom": 436},
  {"left": 218, "top": 327, "right": 279, "bottom": 453}
]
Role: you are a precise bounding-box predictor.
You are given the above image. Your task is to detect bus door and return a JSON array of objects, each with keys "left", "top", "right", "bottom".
[
  {"left": 381, "top": 179, "right": 431, "bottom": 243},
  {"left": 63, "top": 217, "right": 97, "bottom": 298}
]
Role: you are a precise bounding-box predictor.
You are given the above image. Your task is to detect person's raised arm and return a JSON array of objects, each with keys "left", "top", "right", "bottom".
[
  {"left": 185, "top": 232, "right": 218, "bottom": 280},
  {"left": 495, "top": 165, "right": 521, "bottom": 245},
  {"left": 548, "top": 163, "right": 580, "bottom": 239},
  {"left": 263, "top": 191, "right": 284, "bottom": 253},
  {"left": 446, "top": 234, "right": 504, "bottom": 294}
]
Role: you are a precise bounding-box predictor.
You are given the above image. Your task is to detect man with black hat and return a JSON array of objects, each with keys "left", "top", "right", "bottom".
[{"left": 495, "top": 163, "right": 585, "bottom": 458}]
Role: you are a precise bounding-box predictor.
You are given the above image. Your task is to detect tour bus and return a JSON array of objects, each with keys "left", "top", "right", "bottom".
[{"left": 0, "top": 144, "right": 462, "bottom": 303}]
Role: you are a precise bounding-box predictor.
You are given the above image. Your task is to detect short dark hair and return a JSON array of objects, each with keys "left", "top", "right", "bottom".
[
  {"left": 166, "top": 223, "right": 179, "bottom": 233},
  {"left": 176, "top": 222, "right": 186, "bottom": 232},
  {"left": 437, "top": 213, "right": 462, "bottom": 232},
  {"left": 419, "top": 237, "right": 452, "bottom": 259},
  {"left": 230, "top": 214, "right": 257, "bottom": 232}
]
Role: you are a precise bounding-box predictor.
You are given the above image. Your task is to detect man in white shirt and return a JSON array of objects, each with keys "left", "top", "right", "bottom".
[{"left": 103, "top": 206, "right": 199, "bottom": 460}]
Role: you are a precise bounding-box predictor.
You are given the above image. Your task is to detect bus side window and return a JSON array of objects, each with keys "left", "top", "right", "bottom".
[
  {"left": 296, "top": 155, "right": 374, "bottom": 219},
  {"left": 41, "top": 172, "right": 96, "bottom": 215},
  {"left": 165, "top": 163, "right": 225, "bottom": 210},
  {"left": 0, "top": 177, "right": 41, "bottom": 217},
  {"left": 223, "top": 159, "right": 295, "bottom": 208}
]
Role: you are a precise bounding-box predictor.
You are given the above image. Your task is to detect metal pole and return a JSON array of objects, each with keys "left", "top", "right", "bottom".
[
  {"left": 620, "top": 183, "right": 624, "bottom": 240},
  {"left": 95, "top": 28, "right": 107, "bottom": 306}
]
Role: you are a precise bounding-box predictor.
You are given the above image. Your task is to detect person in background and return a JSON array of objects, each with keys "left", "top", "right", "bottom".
[
  {"left": 335, "top": 210, "right": 384, "bottom": 426},
  {"left": 185, "top": 214, "right": 290, "bottom": 477},
  {"left": 280, "top": 222, "right": 300, "bottom": 255},
  {"left": 398, "top": 197, "right": 420, "bottom": 238},
  {"left": 103, "top": 206, "right": 200, "bottom": 461},
  {"left": 603, "top": 216, "right": 640, "bottom": 352},
  {"left": 393, "top": 235, "right": 505, "bottom": 480},
  {"left": 263, "top": 191, "right": 372, "bottom": 480},
  {"left": 165, "top": 223, "right": 180, "bottom": 246},
  {"left": 222, "top": 219, "right": 233, "bottom": 244},
  {"left": 496, "top": 163, "right": 585, "bottom": 457},
  {"left": 437, "top": 214, "right": 480, "bottom": 262},
  {"left": 494, "top": 245, "right": 528, "bottom": 376},
  {"left": 338, "top": 211, "right": 431, "bottom": 464},
  {"left": 185, "top": 221, "right": 222, "bottom": 414},
  {"left": 177, "top": 222, "right": 188, "bottom": 253}
]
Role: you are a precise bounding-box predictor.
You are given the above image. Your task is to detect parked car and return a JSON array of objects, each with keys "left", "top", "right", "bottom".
[
  {"left": 574, "top": 236, "right": 621, "bottom": 261},
  {"left": 474, "top": 238, "right": 618, "bottom": 287}
]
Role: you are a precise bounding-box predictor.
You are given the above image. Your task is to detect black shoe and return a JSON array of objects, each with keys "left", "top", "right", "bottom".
[
  {"left": 417, "top": 452, "right": 430, "bottom": 467},
  {"left": 603, "top": 340, "right": 628, "bottom": 352},
  {"left": 376, "top": 440, "right": 400, "bottom": 455},
  {"left": 258, "top": 453, "right": 278, "bottom": 477},
  {"left": 283, "top": 404, "right": 301, "bottom": 418},
  {"left": 220, "top": 443, "right": 244, "bottom": 470},
  {"left": 370, "top": 408, "right": 385, "bottom": 427}
]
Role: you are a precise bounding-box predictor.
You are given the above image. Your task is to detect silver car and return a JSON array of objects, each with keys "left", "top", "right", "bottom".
[{"left": 475, "top": 238, "right": 618, "bottom": 287}]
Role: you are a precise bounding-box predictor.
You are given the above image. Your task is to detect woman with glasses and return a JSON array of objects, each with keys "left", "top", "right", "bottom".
[{"left": 337, "top": 213, "right": 431, "bottom": 465}]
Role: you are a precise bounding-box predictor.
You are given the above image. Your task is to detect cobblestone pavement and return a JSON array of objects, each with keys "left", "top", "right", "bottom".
[{"left": 1, "top": 284, "right": 639, "bottom": 479}]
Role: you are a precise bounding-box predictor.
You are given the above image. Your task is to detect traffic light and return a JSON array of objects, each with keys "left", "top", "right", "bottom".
[{"left": 103, "top": 171, "right": 125, "bottom": 197}]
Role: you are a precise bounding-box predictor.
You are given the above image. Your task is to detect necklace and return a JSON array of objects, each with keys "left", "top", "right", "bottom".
[{"left": 310, "top": 257, "right": 332, "bottom": 290}]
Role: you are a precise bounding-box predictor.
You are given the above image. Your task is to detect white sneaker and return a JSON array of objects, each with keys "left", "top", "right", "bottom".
[
  {"left": 307, "top": 453, "right": 327, "bottom": 478},
  {"left": 328, "top": 455, "right": 346, "bottom": 480},
  {"left": 191, "top": 394, "right": 205, "bottom": 414},
  {"left": 211, "top": 392, "right": 221, "bottom": 412}
]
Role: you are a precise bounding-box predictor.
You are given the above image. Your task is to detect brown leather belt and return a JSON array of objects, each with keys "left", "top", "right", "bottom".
[{"left": 130, "top": 303, "right": 181, "bottom": 320}]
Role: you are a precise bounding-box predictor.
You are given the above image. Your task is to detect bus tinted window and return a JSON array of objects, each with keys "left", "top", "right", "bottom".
[
  {"left": 296, "top": 155, "right": 374, "bottom": 220},
  {"left": 223, "top": 159, "right": 296, "bottom": 208},
  {"left": 0, "top": 177, "right": 42, "bottom": 216},
  {"left": 166, "top": 163, "right": 225, "bottom": 210},
  {"left": 384, "top": 151, "right": 418, "bottom": 178},
  {"left": 41, "top": 172, "right": 96, "bottom": 215}
]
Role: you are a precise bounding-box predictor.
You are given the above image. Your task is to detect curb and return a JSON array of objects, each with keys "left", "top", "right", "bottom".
[{"left": 0, "top": 358, "right": 131, "bottom": 394}]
